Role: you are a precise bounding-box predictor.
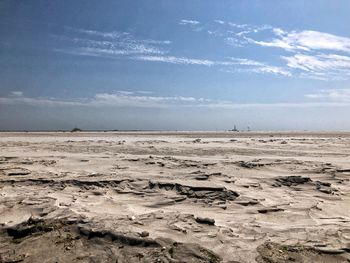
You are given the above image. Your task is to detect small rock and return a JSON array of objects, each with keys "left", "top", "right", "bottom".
[
  {"left": 140, "top": 231, "right": 149, "bottom": 237},
  {"left": 318, "top": 188, "right": 333, "bottom": 194},
  {"left": 128, "top": 215, "right": 136, "bottom": 221},
  {"left": 195, "top": 217, "right": 215, "bottom": 225},
  {"left": 258, "top": 207, "right": 284, "bottom": 214},
  {"left": 276, "top": 176, "right": 311, "bottom": 186},
  {"left": 314, "top": 247, "right": 346, "bottom": 254}
]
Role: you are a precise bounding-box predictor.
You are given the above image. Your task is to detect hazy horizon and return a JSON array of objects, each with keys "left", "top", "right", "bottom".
[{"left": 1, "top": 0, "right": 350, "bottom": 131}]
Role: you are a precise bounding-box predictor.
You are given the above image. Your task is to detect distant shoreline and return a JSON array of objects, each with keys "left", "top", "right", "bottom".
[{"left": 1, "top": 130, "right": 350, "bottom": 138}]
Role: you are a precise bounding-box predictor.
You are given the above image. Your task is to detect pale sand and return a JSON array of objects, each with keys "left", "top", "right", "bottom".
[{"left": 1, "top": 132, "right": 350, "bottom": 262}]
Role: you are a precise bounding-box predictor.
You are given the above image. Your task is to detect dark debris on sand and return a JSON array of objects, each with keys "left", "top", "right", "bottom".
[
  {"left": 0, "top": 217, "right": 222, "bottom": 263},
  {"left": 148, "top": 181, "right": 239, "bottom": 203},
  {"left": 256, "top": 242, "right": 350, "bottom": 263}
]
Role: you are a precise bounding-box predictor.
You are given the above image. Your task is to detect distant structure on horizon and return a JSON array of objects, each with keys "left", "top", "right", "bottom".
[
  {"left": 71, "top": 127, "right": 82, "bottom": 132},
  {"left": 228, "top": 125, "right": 251, "bottom": 132},
  {"left": 231, "top": 125, "right": 239, "bottom": 132}
]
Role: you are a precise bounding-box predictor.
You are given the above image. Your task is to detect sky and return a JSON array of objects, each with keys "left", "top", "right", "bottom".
[{"left": 1, "top": 0, "right": 350, "bottom": 131}]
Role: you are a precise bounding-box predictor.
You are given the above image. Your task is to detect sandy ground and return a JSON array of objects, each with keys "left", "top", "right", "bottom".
[{"left": 1, "top": 131, "right": 350, "bottom": 263}]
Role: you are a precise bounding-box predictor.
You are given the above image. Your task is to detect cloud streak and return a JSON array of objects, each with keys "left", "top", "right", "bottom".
[
  {"left": 53, "top": 23, "right": 350, "bottom": 81},
  {"left": 306, "top": 89, "right": 350, "bottom": 102},
  {"left": 54, "top": 28, "right": 170, "bottom": 58},
  {"left": 2, "top": 91, "right": 350, "bottom": 109},
  {"left": 135, "top": 55, "right": 291, "bottom": 76},
  {"left": 55, "top": 26, "right": 291, "bottom": 77},
  {"left": 282, "top": 53, "right": 350, "bottom": 80},
  {"left": 0, "top": 91, "right": 211, "bottom": 108},
  {"left": 216, "top": 22, "right": 350, "bottom": 80},
  {"left": 179, "top": 19, "right": 200, "bottom": 26},
  {"left": 135, "top": 55, "right": 216, "bottom": 66},
  {"left": 249, "top": 29, "right": 350, "bottom": 53}
]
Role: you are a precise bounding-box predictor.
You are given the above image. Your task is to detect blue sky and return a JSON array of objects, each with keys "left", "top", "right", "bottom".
[{"left": 1, "top": 0, "right": 350, "bottom": 130}]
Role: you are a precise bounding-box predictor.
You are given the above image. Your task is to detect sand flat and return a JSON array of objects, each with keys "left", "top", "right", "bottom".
[{"left": 1, "top": 132, "right": 350, "bottom": 262}]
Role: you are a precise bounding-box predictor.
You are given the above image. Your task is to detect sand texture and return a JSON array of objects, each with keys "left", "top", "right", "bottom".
[{"left": 1, "top": 131, "right": 350, "bottom": 262}]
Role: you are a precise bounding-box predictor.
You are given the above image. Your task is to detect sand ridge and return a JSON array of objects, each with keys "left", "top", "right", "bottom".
[{"left": 0, "top": 132, "right": 350, "bottom": 262}]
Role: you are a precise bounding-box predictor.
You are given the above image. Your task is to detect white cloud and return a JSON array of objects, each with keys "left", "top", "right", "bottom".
[
  {"left": 77, "top": 29, "right": 128, "bottom": 39},
  {"left": 306, "top": 89, "right": 350, "bottom": 102},
  {"left": 228, "top": 23, "right": 249, "bottom": 29},
  {"left": 57, "top": 25, "right": 291, "bottom": 78},
  {"left": 225, "top": 37, "right": 244, "bottom": 47},
  {"left": 0, "top": 91, "right": 211, "bottom": 108},
  {"left": 214, "top": 20, "right": 225, "bottom": 25},
  {"left": 226, "top": 58, "right": 291, "bottom": 76},
  {"left": 179, "top": 19, "right": 200, "bottom": 25},
  {"left": 229, "top": 58, "right": 264, "bottom": 66},
  {"left": 289, "top": 31, "right": 350, "bottom": 53},
  {"left": 251, "top": 65, "right": 292, "bottom": 77},
  {"left": 203, "top": 102, "right": 350, "bottom": 109},
  {"left": 249, "top": 30, "right": 350, "bottom": 53},
  {"left": 282, "top": 53, "right": 350, "bottom": 80},
  {"left": 57, "top": 24, "right": 350, "bottom": 80},
  {"left": 135, "top": 55, "right": 216, "bottom": 66},
  {"left": 0, "top": 96, "right": 85, "bottom": 107},
  {"left": 2, "top": 91, "right": 350, "bottom": 109},
  {"left": 236, "top": 30, "right": 252, "bottom": 37},
  {"left": 247, "top": 37, "right": 297, "bottom": 50},
  {"left": 11, "top": 91, "right": 24, "bottom": 97},
  {"left": 135, "top": 55, "right": 291, "bottom": 76},
  {"left": 54, "top": 28, "right": 169, "bottom": 58},
  {"left": 142, "top": 39, "right": 172, "bottom": 45},
  {"left": 212, "top": 23, "right": 350, "bottom": 80}
]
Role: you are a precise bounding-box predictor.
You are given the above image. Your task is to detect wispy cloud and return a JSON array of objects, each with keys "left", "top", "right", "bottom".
[
  {"left": 11, "top": 91, "right": 24, "bottom": 97},
  {"left": 55, "top": 26, "right": 291, "bottom": 77},
  {"left": 179, "top": 19, "right": 203, "bottom": 32},
  {"left": 69, "top": 28, "right": 128, "bottom": 39},
  {"left": 135, "top": 55, "right": 291, "bottom": 76},
  {"left": 214, "top": 20, "right": 225, "bottom": 25},
  {"left": 179, "top": 19, "right": 200, "bottom": 25},
  {"left": 4, "top": 91, "right": 349, "bottom": 109},
  {"left": 226, "top": 58, "right": 292, "bottom": 76},
  {"left": 228, "top": 23, "right": 250, "bottom": 29},
  {"left": 135, "top": 55, "right": 216, "bottom": 66},
  {"left": 214, "top": 22, "right": 350, "bottom": 80},
  {"left": 225, "top": 37, "right": 244, "bottom": 47},
  {"left": 306, "top": 89, "right": 350, "bottom": 102},
  {"left": 54, "top": 28, "right": 170, "bottom": 58},
  {"left": 211, "top": 22, "right": 350, "bottom": 55},
  {"left": 251, "top": 65, "right": 292, "bottom": 76},
  {"left": 0, "top": 91, "right": 210, "bottom": 108},
  {"left": 54, "top": 23, "right": 350, "bottom": 81},
  {"left": 249, "top": 29, "right": 350, "bottom": 53},
  {"left": 282, "top": 53, "right": 350, "bottom": 80},
  {"left": 283, "top": 54, "right": 350, "bottom": 71}
]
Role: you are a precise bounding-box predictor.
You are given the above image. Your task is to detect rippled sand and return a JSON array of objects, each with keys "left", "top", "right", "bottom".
[{"left": 1, "top": 132, "right": 350, "bottom": 262}]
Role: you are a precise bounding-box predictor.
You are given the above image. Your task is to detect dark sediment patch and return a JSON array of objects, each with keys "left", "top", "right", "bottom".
[
  {"left": 195, "top": 217, "right": 215, "bottom": 225},
  {"left": 148, "top": 181, "right": 239, "bottom": 203},
  {"left": 275, "top": 176, "right": 311, "bottom": 187},
  {"left": 258, "top": 207, "right": 284, "bottom": 214},
  {"left": 235, "top": 160, "right": 266, "bottom": 169},
  {"left": 0, "top": 178, "right": 133, "bottom": 191},
  {"left": 1, "top": 217, "right": 222, "bottom": 263},
  {"left": 273, "top": 176, "right": 337, "bottom": 194},
  {"left": 256, "top": 242, "right": 349, "bottom": 263}
]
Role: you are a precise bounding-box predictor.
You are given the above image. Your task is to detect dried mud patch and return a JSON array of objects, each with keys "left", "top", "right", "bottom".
[
  {"left": 0, "top": 217, "right": 221, "bottom": 263},
  {"left": 148, "top": 181, "right": 239, "bottom": 203},
  {"left": 256, "top": 242, "right": 350, "bottom": 263}
]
